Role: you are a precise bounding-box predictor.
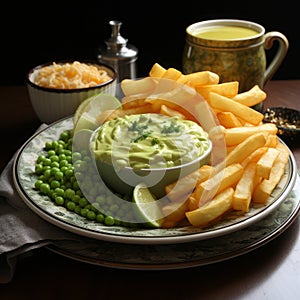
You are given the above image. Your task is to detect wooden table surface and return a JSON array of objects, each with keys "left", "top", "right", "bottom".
[{"left": 0, "top": 81, "right": 299, "bottom": 299}]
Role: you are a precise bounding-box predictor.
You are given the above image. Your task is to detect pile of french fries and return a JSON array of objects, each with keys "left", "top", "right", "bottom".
[{"left": 96, "top": 63, "right": 290, "bottom": 229}]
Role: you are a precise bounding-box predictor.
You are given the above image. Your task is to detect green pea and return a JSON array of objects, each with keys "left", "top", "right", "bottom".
[
  {"left": 50, "top": 180, "right": 60, "bottom": 189},
  {"left": 65, "top": 168, "right": 74, "bottom": 178},
  {"left": 50, "top": 161, "right": 60, "bottom": 168},
  {"left": 87, "top": 210, "right": 96, "bottom": 220},
  {"left": 76, "top": 190, "right": 83, "bottom": 197},
  {"left": 66, "top": 201, "right": 76, "bottom": 211},
  {"left": 65, "top": 188, "right": 75, "bottom": 199},
  {"left": 43, "top": 169, "right": 52, "bottom": 180},
  {"left": 48, "top": 151, "right": 56, "bottom": 157},
  {"left": 55, "top": 196, "right": 64, "bottom": 206},
  {"left": 54, "top": 171, "right": 64, "bottom": 180},
  {"left": 59, "top": 159, "right": 69, "bottom": 167},
  {"left": 51, "top": 167, "right": 60, "bottom": 175},
  {"left": 40, "top": 183, "right": 50, "bottom": 194},
  {"left": 80, "top": 208, "right": 89, "bottom": 217},
  {"left": 37, "top": 155, "right": 46, "bottom": 163},
  {"left": 57, "top": 144, "right": 64, "bottom": 153},
  {"left": 63, "top": 149, "right": 72, "bottom": 157},
  {"left": 35, "top": 164, "right": 44, "bottom": 174},
  {"left": 42, "top": 165, "right": 51, "bottom": 173},
  {"left": 66, "top": 155, "right": 72, "bottom": 163},
  {"left": 74, "top": 205, "right": 81, "bottom": 214},
  {"left": 43, "top": 158, "right": 51, "bottom": 166},
  {"left": 58, "top": 140, "right": 66, "bottom": 147},
  {"left": 72, "top": 152, "right": 82, "bottom": 162},
  {"left": 59, "top": 153, "right": 67, "bottom": 161},
  {"left": 71, "top": 194, "right": 81, "bottom": 203},
  {"left": 72, "top": 181, "right": 79, "bottom": 191},
  {"left": 34, "top": 180, "right": 43, "bottom": 189},
  {"left": 54, "top": 188, "right": 65, "bottom": 197},
  {"left": 45, "top": 141, "right": 53, "bottom": 150},
  {"left": 104, "top": 216, "right": 115, "bottom": 226},
  {"left": 60, "top": 131, "right": 70, "bottom": 142},
  {"left": 60, "top": 166, "right": 69, "bottom": 174},
  {"left": 79, "top": 197, "right": 88, "bottom": 207}
]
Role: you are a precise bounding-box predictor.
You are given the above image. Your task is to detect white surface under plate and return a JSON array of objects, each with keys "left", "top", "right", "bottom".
[{"left": 13, "top": 117, "right": 298, "bottom": 245}]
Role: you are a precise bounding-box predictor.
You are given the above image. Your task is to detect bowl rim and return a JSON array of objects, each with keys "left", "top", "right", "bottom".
[{"left": 26, "top": 60, "right": 117, "bottom": 93}]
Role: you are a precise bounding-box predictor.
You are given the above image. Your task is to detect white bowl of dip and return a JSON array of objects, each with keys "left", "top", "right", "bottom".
[{"left": 89, "top": 113, "right": 212, "bottom": 198}]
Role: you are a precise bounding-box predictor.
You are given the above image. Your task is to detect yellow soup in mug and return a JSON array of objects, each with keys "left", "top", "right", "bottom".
[{"left": 195, "top": 25, "right": 259, "bottom": 40}]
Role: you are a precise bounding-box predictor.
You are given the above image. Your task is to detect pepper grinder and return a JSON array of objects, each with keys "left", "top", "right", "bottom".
[{"left": 98, "top": 20, "right": 138, "bottom": 83}]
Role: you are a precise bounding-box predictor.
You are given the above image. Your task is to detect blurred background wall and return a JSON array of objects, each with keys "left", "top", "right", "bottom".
[{"left": 1, "top": 1, "right": 298, "bottom": 85}]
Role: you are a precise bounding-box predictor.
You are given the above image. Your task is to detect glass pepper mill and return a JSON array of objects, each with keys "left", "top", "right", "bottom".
[{"left": 98, "top": 20, "right": 138, "bottom": 84}]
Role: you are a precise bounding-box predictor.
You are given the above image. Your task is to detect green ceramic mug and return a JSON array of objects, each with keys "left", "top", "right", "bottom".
[{"left": 182, "top": 19, "right": 289, "bottom": 110}]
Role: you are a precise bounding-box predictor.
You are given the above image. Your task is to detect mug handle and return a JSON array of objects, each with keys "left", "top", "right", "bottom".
[{"left": 263, "top": 31, "right": 289, "bottom": 86}]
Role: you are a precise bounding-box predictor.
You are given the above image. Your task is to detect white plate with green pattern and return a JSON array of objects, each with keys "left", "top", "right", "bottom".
[
  {"left": 13, "top": 117, "right": 298, "bottom": 245},
  {"left": 47, "top": 175, "right": 300, "bottom": 269}
]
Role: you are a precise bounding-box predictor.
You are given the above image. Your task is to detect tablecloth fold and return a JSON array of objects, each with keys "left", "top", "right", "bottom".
[{"left": 0, "top": 125, "right": 82, "bottom": 283}]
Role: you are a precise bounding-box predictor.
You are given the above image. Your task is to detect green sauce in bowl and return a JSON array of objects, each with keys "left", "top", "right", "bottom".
[{"left": 92, "top": 113, "right": 210, "bottom": 170}]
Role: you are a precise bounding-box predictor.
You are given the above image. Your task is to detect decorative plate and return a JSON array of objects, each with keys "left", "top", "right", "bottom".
[
  {"left": 48, "top": 174, "right": 300, "bottom": 269},
  {"left": 13, "top": 117, "right": 298, "bottom": 245}
]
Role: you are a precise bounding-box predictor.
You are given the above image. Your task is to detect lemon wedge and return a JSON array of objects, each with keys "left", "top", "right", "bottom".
[
  {"left": 73, "top": 92, "right": 121, "bottom": 133},
  {"left": 132, "top": 183, "right": 164, "bottom": 228}
]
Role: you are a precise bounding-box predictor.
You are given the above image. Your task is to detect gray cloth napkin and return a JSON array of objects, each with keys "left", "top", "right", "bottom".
[{"left": 0, "top": 125, "right": 83, "bottom": 283}]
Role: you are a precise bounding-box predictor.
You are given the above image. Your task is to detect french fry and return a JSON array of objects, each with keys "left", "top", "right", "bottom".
[
  {"left": 149, "top": 62, "right": 166, "bottom": 77},
  {"left": 144, "top": 84, "right": 202, "bottom": 123},
  {"left": 241, "top": 147, "right": 268, "bottom": 167},
  {"left": 189, "top": 163, "right": 243, "bottom": 210},
  {"left": 186, "top": 187, "right": 234, "bottom": 227},
  {"left": 165, "top": 165, "right": 214, "bottom": 202},
  {"left": 145, "top": 82, "right": 198, "bottom": 107},
  {"left": 195, "top": 81, "right": 239, "bottom": 99},
  {"left": 232, "top": 162, "right": 257, "bottom": 212},
  {"left": 145, "top": 98, "right": 197, "bottom": 122},
  {"left": 226, "top": 145, "right": 236, "bottom": 154},
  {"left": 162, "top": 201, "right": 189, "bottom": 228},
  {"left": 160, "top": 104, "right": 187, "bottom": 119},
  {"left": 161, "top": 68, "right": 183, "bottom": 80},
  {"left": 225, "top": 132, "right": 267, "bottom": 166},
  {"left": 207, "top": 92, "right": 264, "bottom": 125},
  {"left": 208, "top": 125, "right": 227, "bottom": 165},
  {"left": 256, "top": 147, "right": 280, "bottom": 179},
  {"left": 224, "top": 123, "right": 278, "bottom": 146},
  {"left": 121, "top": 96, "right": 149, "bottom": 109},
  {"left": 217, "top": 111, "right": 243, "bottom": 128},
  {"left": 265, "top": 134, "right": 279, "bottom": 147},
  {"left": 193, "top": 101, "right": 221, "bottom": 132},
  {"left": 232, "top": 84, "right": 267, "bottom": 107},
  {"left": 252, "top": 143, "right": 290, "bottom": 204},
  {"left": 178, "top": 71, "right": 220, "bottom": 86},
  {"left": 121, "top": 77, "right": 158, "bottom": 96}
]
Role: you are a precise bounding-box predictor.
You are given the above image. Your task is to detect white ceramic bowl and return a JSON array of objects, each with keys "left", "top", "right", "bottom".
[
  {"left": 89, "top": 117, "right": 212, "bottom": 199},
  {"left": 92, "top": 150, "right": 212, "bottom": 199},
  {"left": 26, "top": 60, "right": 117, "bottom": 124}
]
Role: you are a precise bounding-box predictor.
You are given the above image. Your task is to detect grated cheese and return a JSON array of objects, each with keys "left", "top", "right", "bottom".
[{"left": 33, "top": 61, "right": 113, "bottom": 89}]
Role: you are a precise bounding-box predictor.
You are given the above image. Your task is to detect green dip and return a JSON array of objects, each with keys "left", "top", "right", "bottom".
[{"left": 92, "top": 113, "right": 210, "bottom": 170}]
